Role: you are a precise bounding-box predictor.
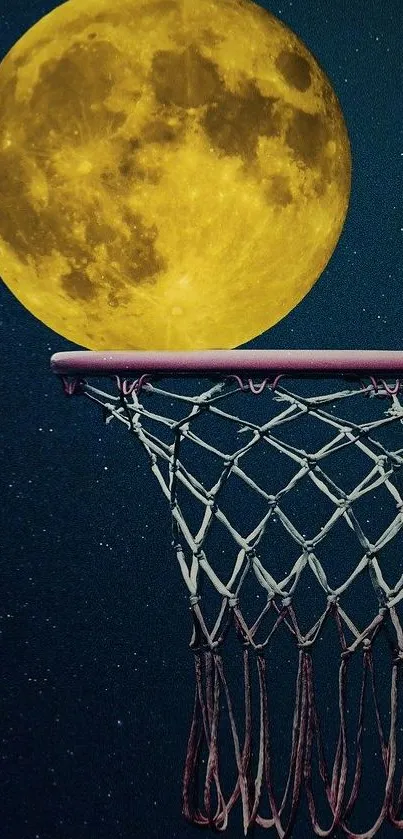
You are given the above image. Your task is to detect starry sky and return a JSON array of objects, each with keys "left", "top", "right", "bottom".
[{"left": 0, "top": 1, "right": 402, "bottom": 838}]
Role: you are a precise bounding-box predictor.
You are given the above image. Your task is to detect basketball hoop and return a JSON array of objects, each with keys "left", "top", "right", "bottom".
[{"left": 51, "top": 349, "right": 403, "bottom": 836}]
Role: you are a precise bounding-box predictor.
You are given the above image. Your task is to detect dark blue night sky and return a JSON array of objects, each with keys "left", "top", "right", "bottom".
[{"left": 1, "top": 1, "right": 402, "bottom": 838}]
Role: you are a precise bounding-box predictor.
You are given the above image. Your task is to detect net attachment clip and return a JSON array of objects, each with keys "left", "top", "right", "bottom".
[
  {"left": 115, "top": 374, "right": 151, "bottom": 397},
  {"left": 225, "top": 374, "right": 284, "bottom": 393},
  {"left": 59, "top": 375, "right": 85, "bottom": 396}
]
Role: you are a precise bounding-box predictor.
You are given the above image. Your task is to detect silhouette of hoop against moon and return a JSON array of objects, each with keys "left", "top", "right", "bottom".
[{"left": 0, "top": 0, "right": 351, "bottom": 350}]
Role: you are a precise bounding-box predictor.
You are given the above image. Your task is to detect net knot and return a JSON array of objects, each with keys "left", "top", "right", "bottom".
[
  {"left": 228, "top": 596, "right": 239, "bottom": 608},
  {"left": 303, "top": 541, "right": 314, "bottom": 553},
  {"left": 282, "top": 596, "right": 292, "bottom": 608},
  {"left": 393, "top": 650, "right": 403, "bottom": 665},
  {"left": 327, "top": 593, "right": 338, "bottom": 605},
  {"left": 189, "top": 594, "right": 200, "bottom": 607},
  {"left": 303, "top": 456, "right": 317, "bottom": 470},
  {"left": 362, "top": 638, "right": 371, "bottom": 650}
]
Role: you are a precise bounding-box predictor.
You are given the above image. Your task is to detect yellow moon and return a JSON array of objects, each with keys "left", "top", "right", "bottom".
[{"left": 0, "top": 0, "right": 351, "bottom": 350}]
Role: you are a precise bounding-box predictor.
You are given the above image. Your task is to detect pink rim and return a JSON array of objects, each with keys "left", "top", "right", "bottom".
[{"left": 51, "top": 350, "right": 403, "bottom": 376}]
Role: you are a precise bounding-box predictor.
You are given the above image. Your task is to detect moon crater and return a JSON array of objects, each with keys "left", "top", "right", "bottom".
[{"left": 275, "top": 50, "right": 312, "bottom": 92}]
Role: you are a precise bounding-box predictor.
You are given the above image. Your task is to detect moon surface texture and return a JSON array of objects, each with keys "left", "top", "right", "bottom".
[{"left": 0, "top": 0, "right": 351, "bottom": 350}]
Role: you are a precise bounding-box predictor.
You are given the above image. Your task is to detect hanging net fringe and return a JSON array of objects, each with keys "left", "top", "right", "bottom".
[{"left": 60, "top": 370, "right": 403, "bottom": 836}]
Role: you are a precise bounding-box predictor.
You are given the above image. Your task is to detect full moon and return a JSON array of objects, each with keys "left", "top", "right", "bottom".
[{"left": 0, "top": 0, "right": 351, "bottom": 350}]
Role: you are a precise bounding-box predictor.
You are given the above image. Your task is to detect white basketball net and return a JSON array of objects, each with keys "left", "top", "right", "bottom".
[{"left": 60, "top": 369, "right": 403, "bottom": 837}]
